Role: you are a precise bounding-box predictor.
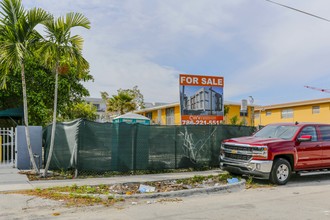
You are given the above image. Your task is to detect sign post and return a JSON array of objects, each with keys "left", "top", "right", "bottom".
[
  {"left": 179, "top": 74, "right": 224, "bottom": 125},
  {"left": 241, "top": 99, "right": 248, "bottom": 125}
]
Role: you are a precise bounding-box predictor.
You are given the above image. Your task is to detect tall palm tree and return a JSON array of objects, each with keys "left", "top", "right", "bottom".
[
  {"left": 0, "top": 0, "right": 50, "bottom": 173},
  {"left": 39, "top": 12, "right": 90, "bottom": 177}
]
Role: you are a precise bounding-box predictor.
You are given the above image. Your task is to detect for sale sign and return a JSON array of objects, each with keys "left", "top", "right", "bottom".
[{"left": 179, "top": 74, "right": 224, "bottom": 125}]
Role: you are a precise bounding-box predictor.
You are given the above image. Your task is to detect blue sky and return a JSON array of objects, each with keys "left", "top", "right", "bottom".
[{"left": 24, "top": 0, "right": 330, "bottom": 105}]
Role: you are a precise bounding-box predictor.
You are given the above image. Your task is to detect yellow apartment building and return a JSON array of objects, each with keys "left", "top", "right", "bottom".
[
  {"left": 134, "top": 101, "right": 255, "bottom": 126},
  {"left": 254, "top": 98, "right": 330, "bottom": 126}
]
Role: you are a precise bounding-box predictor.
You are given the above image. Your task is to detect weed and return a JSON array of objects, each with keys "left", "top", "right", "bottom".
[
  {"left": 217, "top": 173, "right": 232, "bottom": 181},
  {"left": 117, "top": 197, "right": 125, "bottom": 202},
  {"left": 86, "top": 186, "right": 97, "bottom": 194},
  {"left": 70, "top": 184, "right": 78, "bottom": 190},
  {"left": 246, "top": 176, "right": 253, "bottom": 185}
]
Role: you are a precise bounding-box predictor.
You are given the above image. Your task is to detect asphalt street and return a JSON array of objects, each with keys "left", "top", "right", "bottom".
[{"left": 1, "top": 165, "right": 330, "bottom": 220}]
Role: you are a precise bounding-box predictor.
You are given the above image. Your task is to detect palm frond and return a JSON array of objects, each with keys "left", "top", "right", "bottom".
[
  {"left": 38, "top": 11, "right": 90, "bottom": 75},
  {"left": 0, "top": 0, "right": 25, "bottom": 27},
  {"left": 0, "top": 67, "right": 9, "bottom": 89},
  {"left": 26, "top": 7, "right": 51, "bottom": 30},
  {"left": 65, "top": 12, "right": 91, "bottom": 29},
  {"left": 36, "top": 41, "right": 58, "bottom": 68},
  {"left": 69, "top": 34, "right": 84, "bottom": 50}
]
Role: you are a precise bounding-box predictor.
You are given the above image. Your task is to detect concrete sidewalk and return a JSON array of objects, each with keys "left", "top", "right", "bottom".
[
  {"left": 0, "top": 165, "right": 31, "bottom": 192},
  {"left": 0, "top": 165, "right": 226, "bottom": 192}
]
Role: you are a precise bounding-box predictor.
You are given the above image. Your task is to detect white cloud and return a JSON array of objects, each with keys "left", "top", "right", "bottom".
[
  {"left": 83, "top": 48, "right": 180, "bottom": 102},
  {"left": 224, "top": 0, "right": 330, "bottom": 103},
  {"left": 23, "top": 0, "right": 330, "bottom": 105}
]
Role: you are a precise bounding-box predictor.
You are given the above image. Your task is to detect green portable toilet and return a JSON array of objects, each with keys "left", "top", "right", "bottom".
[{"left": 113, "top": 113, "right": 150, "bottom": 125}]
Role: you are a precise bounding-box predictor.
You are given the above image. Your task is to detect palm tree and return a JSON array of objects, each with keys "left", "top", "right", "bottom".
[
  {"left": 39, "top": 12, "right": 90, "bottom": 177},
  {"left": 107, "top": 91, "right": 137, "bottom": 115},
  {"left": 0, "top": 0, "right": 50, "bottom": 173}
]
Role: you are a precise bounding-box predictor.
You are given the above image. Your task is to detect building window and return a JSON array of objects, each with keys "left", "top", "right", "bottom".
[
  {"left": 281, "top": 109, "right": 293, "bottom": 119},
  {"left": 266, "top": 111, "right": 271, "bottom": 116},
  {"left": 254, "top": 112, "right": 260, "bottom": 119},
  {"left": 93, "top": 104, "right": 100, "bottom": 110},
  {"left": 157, "top": 110, "right": 162, "bottom": 124},
  {"left": 312, "top": 106, "right": 320, "bottom": 114},
  {"left": 145, "top": 112, "right": 152, "bottom": 120},
  {"left": 166, "top": 108, "right": 175, "bottom": 125},
  {"left": 240, "top": 111, "right": 248, "bottom": 117}
]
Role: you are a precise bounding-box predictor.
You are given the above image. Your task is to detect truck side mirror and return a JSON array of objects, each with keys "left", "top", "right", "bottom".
[{"left": 297, "top": 135, "right": 312, "bottom": 142}]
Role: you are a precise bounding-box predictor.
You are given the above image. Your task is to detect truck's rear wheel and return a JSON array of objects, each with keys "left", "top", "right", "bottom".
[{"left": 270, "top": 158, "right": 291, "bottom": 185}]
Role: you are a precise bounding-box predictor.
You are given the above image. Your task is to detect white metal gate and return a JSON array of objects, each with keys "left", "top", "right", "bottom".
[{"left": 0, "top": 127, "right": 15, "bottom": 166}]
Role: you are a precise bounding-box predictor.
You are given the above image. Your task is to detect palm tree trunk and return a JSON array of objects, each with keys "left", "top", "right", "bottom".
[
  {"left": 21, "top": 64, "right": 38, "bottom": 173},
  {"left": 43, "top": 65, "right": 59, "bottom": 177}
]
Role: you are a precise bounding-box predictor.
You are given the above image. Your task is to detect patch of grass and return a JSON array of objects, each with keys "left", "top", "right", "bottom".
[
  {"left": 51, "top": 184, "right": 110, "bottom": 195},
  {"left": 157, "top": 198, "right": 183, "bottom": 203},
  {"left": 175, "top": 173, "right": 234, "bottom": 185},
  {"left": 15, "top": 187, "right": 124, "bottom": 207},
  {"left": 16, "top": 172, "right": 263, "bottom": 207},
  {"left": 244, "top": 176, "right": 274, "bottom": 189},
  {"left": 176, "top": 175, "right": 208, "bottom": 185},
  {"left": 217, "top": 173, "right": 232, "bottom": 181},
  {"left": 24, "top": 169, "right": 75, "bottom": 181},
  {"left": 246, "top": 176, "right": 253, "bottom": 185}
]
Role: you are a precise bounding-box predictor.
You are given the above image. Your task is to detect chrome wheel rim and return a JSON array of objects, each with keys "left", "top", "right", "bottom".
[{"left": 276, "top": 164, "right": 289, "bottom": 181}]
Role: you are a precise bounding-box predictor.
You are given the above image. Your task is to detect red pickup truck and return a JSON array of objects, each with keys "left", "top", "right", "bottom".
[{"left": 220, "top": 122, "right": 330, "bottom": 185}]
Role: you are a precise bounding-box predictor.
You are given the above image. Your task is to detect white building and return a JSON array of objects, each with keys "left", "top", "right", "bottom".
[
  {"left": 184, "top": 87, "right": 223, "bottom": 115},
  {"left": 85, "top": 97, "right": 108, "bottom": 122}
]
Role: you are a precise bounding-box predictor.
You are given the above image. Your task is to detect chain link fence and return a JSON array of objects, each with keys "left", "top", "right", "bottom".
[{"left": 43, "top": 119, "right": 256, "bottom": 176}]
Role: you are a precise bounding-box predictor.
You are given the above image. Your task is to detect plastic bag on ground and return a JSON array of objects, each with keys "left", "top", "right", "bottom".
[
  {"left": 139, "top": 184, "right": 156, "bottom": 193},
  {"left": 227, "top": 178, "right": 239, "bottom": 184}
]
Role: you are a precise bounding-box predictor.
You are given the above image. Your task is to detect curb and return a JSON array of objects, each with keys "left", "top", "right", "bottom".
[{"left": 94, "top": 179, "right": 246, "bottom": 200}]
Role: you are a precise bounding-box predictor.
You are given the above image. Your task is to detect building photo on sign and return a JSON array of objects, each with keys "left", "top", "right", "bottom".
[{"left": 179, "top": 74, "right": 224, "bottom": 125}]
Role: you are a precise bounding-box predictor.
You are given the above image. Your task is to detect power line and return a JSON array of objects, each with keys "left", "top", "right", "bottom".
[{"left": 265, "top": 0, "right": 330, "bottom": 23}]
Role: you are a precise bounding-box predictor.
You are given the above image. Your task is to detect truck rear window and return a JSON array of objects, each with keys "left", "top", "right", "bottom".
[{"left": 320, "top": 126, "right": 330, "bottom": 141}]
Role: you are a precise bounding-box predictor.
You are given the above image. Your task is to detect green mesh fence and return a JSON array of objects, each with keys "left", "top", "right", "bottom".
[
  {"left": 43, "top": 119, "right": 80, "bottom": 170},
  {"left": 43, "top": 119, "right": 256, "bottom": 176}
]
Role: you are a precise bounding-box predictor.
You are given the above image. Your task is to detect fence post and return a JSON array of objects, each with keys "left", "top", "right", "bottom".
[
  {"left": 10, "top": 127, "right": 14, "bottom": 166},
  {"left": 131, "top": 124, "right": 138, "bottom": 172},
  {"left": 5, "top": 128, "right": 7, "bottom": 163},
  {"left": 174, "top": 126, "right": 177, "bottom": 169}
]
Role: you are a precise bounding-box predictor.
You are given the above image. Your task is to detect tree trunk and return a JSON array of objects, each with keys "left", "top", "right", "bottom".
[
  {"left": 21, "top": 64, "right": 39, "bottom": 173},
  {"left": 43, "top": 64, "right": 59, "bottom": 177}
]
